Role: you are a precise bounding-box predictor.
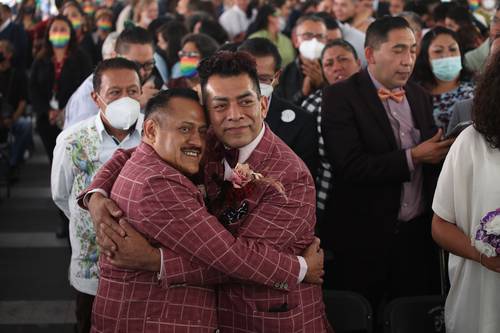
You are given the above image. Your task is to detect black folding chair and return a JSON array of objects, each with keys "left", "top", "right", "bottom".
[
  {"left": 323, "top": 290, "right": 373, "bottom": 333},
  {"left": 383, "top": 295, "right": 445, "bottom": 333}
]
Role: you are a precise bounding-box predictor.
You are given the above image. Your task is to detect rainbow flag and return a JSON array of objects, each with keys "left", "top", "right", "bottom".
[
  {"left": 97, "top": 20, "right": 112, "bottom": 31},
  {"left": 49, "top": 32, "right": 70, "bottom": 48},
  {"left": 180, "top": 56, "right": 199, "bottom": 78}
]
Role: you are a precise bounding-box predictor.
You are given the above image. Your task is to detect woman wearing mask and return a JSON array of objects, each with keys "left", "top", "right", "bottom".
[
  {"left": 414, "top": 27, "right": 474, "bottom": 130},
  {"left": 247, "top": 4, "right": 295, "bottom": 67},
  {"left": 301, "top": 39, "right": 361, "bottom": 222},
  {"left": 431, "top": 50, "right": 500, "bottom": 333},
  {"left": 167, "top": 33, "right": 219, "bottom": 91},
  {"left": 62, "top": 1, "right": 99, "bottom": 65},
  {"left": 29, "top": 15, "right": 92, "bottom": 162},
  {"left": 157, "top": 20, "right": 189, "bottom": 79},
  {"left": 91, "top": 8, "right": 114, "bottom": 64}
]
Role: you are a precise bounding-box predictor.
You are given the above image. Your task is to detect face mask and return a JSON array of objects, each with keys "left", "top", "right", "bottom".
[
  {"left": 431, "top": 56, "right": 462, "bottom": 82},
  {"left": 278, "top": 16, "right": 286, "bottom": 32},
  {"left": 83, "top": 3, "right": 95, "bottom": 16},
  {"left": 98, "top": 95, "right": 140, "bottom": 130},
  {"left": 482, "top": 0, "right": 496, "bottom": 10},
  {"left": 49, "top": 32, "right": 70, "bottom": 48},
  {"left": 259, "top": 83, "right": 273, "bottom": 98},
  {"left": 299, "top": 38, "right": 325, "bottom": 61},
  {"left": 97, "top": 19, "right": 112, "bottom": 31},
  {"left": 141, "top": 14, "right": 152, "bottom": 27},
  {"left": 180, "top": 56, "right": 199, "bottom": 78},
  {"left": 70, "top": 18, "right": 82, "bottom": 30},
  {"left": 24, "top": 6, "right": 35, "bottom": 14}
]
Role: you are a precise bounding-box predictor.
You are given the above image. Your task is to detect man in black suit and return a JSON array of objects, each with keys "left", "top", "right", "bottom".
[
  {"left": 238, "top": 38, "right": 319, "bottom": 178},
  {"left": 320, "top": 17, "right": 454, "bottom": 313}
]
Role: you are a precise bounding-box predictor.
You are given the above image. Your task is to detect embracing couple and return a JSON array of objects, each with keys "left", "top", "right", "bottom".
[{"left": 78, "top": 51, "right": 333, "bottom": 332}]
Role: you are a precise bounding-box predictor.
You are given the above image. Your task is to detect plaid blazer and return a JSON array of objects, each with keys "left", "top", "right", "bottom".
[
  {"left": 88, "top": 142, "right": 303, "bottom": 333},
  {"left": 161, "top": 127, "right": 332, "bottom": 332}
]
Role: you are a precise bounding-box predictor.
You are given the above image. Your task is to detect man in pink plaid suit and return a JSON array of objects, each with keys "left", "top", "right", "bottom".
[{"left": 82, "top": 52, "right": 332, "bottom": 332}]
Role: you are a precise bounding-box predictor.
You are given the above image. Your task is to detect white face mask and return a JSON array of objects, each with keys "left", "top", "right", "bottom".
[
  {"left": 299, "top": 38, "right": 325, "bottom": 61},
  {"left": 259, "top": 83, "right": 274, "bottom": 98},
  {"left": 278, "top": 16, "right": 286, "bottom": 32},
  {"left": 98, "top": 95, "right": 141, "bottom": 130},
  {"left": 482, "top": 0, "right": 496, "bottom": 10}
]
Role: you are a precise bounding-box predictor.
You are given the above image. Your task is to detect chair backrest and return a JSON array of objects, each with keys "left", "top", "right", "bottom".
[
  {"left": 383, "top": 295, "right": 445, "bottom": 333},
  {"left": 323, "top": 289, "right": 373, "bottom": 333}
]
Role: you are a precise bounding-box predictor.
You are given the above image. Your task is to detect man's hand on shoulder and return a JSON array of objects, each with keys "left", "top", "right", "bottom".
[{"left": 302, "top": 237, "right": 325, "bottom": 284}]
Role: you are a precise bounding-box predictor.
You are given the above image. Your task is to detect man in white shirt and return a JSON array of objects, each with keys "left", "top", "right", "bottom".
[
  {"left": 219, "top": 0, "right": 256, "bottom": 41},
  {"left": 64, "top": 27, "right": 161, "bottom": 129},
  {"left": 51, "top": 58, "right": 143, "bottom": 333}
]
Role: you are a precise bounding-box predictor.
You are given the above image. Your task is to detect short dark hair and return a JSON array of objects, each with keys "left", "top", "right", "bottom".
[
  {"left": 295, "top": 13, "right": 326, "bottom": 29},
  {"left": 315, "top": 12, "right": 340, "bottom": 31},
  {"left": 365, "top": 16, "right": 412, "bottom": 49},
  {"left": 115, "top": 26, "right": 154, "bottom": 54},
  {"left": 198, "top": 51, "right": 261, "bottom": 105},
  {"left": 92, "top": 58, "right": 141, "bottom": 93},
  {"left": 238, "top": 38, "right": 282, "bottom": 71},
  {"left": 181, "top": 33, "right": 219, "bottom": 59},
  {"left": 144, "top": 88, "right": 201, "bottom": 121},
  {"left": 321, "top": 39, "right": 358, "bottom": 61}
]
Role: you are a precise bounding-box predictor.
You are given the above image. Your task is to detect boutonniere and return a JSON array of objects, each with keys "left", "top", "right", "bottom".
[{"left": 228, "top": 163, "right": 286, "bottom": 196}]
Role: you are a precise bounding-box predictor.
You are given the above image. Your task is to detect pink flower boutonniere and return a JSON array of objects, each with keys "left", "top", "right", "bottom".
[{"left": 228, "top": 163, "right": 286, "bottom": 196}]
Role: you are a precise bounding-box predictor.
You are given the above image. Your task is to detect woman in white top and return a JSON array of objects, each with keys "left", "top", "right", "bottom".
[{"left": 432, "top": 51, "right": 500, "bottom": 333}]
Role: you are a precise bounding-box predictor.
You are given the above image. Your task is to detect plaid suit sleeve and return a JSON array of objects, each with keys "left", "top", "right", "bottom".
[
  {"left": 134, "top": 174, "right": 301, "bottom": 291},
  {"left": 76, "top": 148, "right": 135, "bottom": 209},
  {"left": 158, "top": 247, "right": 230, "bottom": 288}
]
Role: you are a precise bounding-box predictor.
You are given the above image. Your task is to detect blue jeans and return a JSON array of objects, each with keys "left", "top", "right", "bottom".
[{"left": 9, "top": 116, "right": 32, "bottom": 167}]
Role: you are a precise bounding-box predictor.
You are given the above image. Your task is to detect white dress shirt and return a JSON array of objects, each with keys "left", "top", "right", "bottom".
[
  {"left": 64, "top": 74, "right": 98, "bottom": 129},
  {"left": 52, "top": 113, "right": 143, "bottom": 295},
  {"left": 218, "top": 5, "right": 256, "bottom": 39}
]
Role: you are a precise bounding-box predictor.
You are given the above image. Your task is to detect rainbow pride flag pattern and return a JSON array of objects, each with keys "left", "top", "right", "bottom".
[
  {"left": 469, "top": 0, "right": 480, "bottom": 11},
  {"left": 180, "top": 56, "right": 199, "bottom": 78},
  {"left": 49, "top": 32, "right": 70, "bottom": 48},
  {"left": 97, "top": 20, "right": 112, "bottom": 31},
  {"left": 70, "top": 18, "right": 82, "bottom": 30}
]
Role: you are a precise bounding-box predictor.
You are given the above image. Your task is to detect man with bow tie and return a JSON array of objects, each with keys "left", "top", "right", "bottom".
[
  {"left": 79, "top": 51, "right": 332, "bottom": 332},
  {"left": 320, "top": 16, "right": 454, "bottom": 316}
]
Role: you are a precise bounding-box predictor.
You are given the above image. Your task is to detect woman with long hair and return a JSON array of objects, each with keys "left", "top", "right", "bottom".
[
  {"left": 247, "top": 4, "right": 295, "bottom": 67},
  {"left": 431, "top": 50, "right": 500, "bottom": 333},
  {"left": 414, "top": 27, "right": 474, "bottom": 130},
  {"left": 29, "top": 15, "right": 92, "bottom": 161}
]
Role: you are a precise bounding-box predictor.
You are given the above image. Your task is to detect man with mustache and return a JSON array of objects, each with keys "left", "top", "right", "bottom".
[{"left": 80, "top": 51, "right": 332, "bottom": 332}]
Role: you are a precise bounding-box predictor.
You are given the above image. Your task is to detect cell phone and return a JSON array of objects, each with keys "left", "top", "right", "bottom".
[{"left": 444, "top": 120, "right": 473, "bottom": 140}]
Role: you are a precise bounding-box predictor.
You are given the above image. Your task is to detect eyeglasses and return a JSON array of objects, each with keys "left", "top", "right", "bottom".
[
  {"left": 298, "top": 32, "right": 326, "bottom": 42},
  {"left": 134, "top": 60, "right": 155, "bottom": 71},
  {"left": 178, "top": 51, "right": 201, "bottom": 58}
]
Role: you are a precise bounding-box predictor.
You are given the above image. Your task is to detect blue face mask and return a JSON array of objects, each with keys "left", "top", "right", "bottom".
[{"left": 431, "top": 56, "right": 462, "bottom": 82}]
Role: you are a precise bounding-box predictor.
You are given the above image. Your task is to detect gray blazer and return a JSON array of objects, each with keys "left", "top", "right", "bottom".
[{"left": 447, "top": 97, "right": 473, "bottom": 135}]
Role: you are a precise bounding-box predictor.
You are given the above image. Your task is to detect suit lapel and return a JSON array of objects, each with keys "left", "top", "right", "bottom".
[
  {"left": 404, "top": 84, "right": 424, "bottom": 132},
  {"left": 266, "top": 95, "right": 282, "bottom": 133},
  {"left": 245, "top": 125, "right": 274, "bottom": 173},
  {"left": 358, "top": 69, "right": 398, "bottom": 149}
]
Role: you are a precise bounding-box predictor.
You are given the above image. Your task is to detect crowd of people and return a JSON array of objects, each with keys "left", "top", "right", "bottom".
[{"left": 1, "top": 0, "right": 499, "bottom": 332}]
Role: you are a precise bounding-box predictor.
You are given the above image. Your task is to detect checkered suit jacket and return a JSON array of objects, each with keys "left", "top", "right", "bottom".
[
  {"left": 87, "top": 142, "right": 303, "bottom": 332},
  {"left": 161, "top": 126, "right": 333, "bottom": 332}
]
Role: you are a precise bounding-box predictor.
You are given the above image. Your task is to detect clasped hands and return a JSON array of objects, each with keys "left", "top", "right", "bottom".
[{"left": 89, "top": 193, "right": 326, "bottom": 284}]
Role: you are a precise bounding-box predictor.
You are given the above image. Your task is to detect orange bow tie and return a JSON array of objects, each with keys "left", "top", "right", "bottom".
[{"left": 378, "top": 88, "right": 406, "bottom": 103}]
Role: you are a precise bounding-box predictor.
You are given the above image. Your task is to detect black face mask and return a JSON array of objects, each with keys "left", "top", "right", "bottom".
[
  {"left": 0, "top": 53, "right": 6, "bottom": 63},
  {"left": 24, "top": 6, "right": 35, "bottom": 14}
]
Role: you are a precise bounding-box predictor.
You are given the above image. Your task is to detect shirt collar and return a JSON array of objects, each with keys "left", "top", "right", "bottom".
[
  {"left": 223, "top": 123, "right": 265, "bottom": 167},
  {"left": 94, "top": 112, "right": 143, "bottom": 143},
  {"left": 0, "top": 18, "right": 11, "bottom": 32}
]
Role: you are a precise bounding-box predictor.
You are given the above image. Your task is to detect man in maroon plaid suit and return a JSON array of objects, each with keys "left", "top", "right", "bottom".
[{"left": 82, "top": 52, "right": 332, "bottom": 332}]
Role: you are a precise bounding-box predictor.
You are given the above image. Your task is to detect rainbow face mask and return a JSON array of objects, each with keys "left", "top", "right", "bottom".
[
  {"left": 70, "top": 18, "right": 82, "bottom": 30},
  {"left": 49, "top": 32, "right": 70, "bottom": 48},
  {"left": 180, "top": 56, "right": 199, "bottom": 78},
  {"left": 97, "top": 19, "right": 112, "bottom": 31},
  {"left": 83, "top": 3, "right": 95, "bottom": 16}
]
